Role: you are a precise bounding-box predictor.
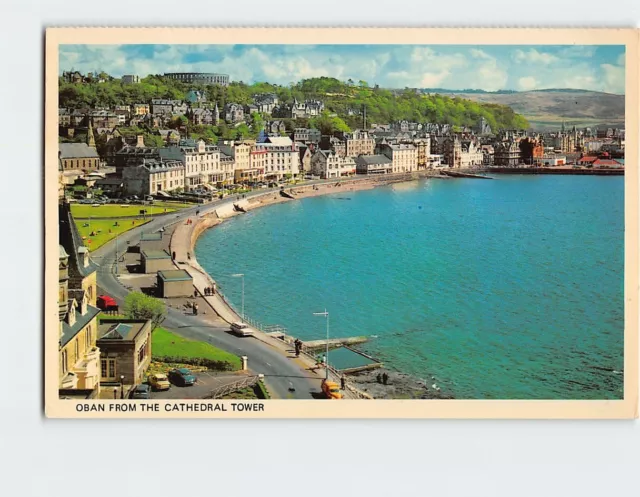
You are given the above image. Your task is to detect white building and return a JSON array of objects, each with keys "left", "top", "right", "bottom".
[
  {"left": 311, "top": 150, "right": 356, "bottom": 179},
  {"left": 255, "top": 143, "right": 299, "bottom": 180},
  {"left": 158, "top": 139, "right": 225, "bottom": 190},
  {"left": 379, "top": 143, "right": 418, "bottom": 173}
]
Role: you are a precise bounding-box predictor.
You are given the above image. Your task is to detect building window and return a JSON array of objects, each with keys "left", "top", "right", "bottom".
[
  {"left": 74, "top": 339, "right": 79, "bottom": 361},
  {"left": 62, "top": 350, "right": 68, "bottom": 374}
]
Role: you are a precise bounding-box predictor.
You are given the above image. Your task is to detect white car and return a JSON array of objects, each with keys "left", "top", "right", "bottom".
[{"left": 230, "top": 322, "right": 255, "bottom": 337}]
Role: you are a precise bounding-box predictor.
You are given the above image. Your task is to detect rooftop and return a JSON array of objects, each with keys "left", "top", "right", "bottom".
[
  {"left": 158, "top": 269, "right": 192, "bottom": 282},
  {"left": 97, "top": 320, "right": 150, "bottom": 341},
  {"left": 141, "top": 249, "right": 171, "bottom": 260},
  {"left": 59, "top": 143, "right": 99, "bottom": 159}
]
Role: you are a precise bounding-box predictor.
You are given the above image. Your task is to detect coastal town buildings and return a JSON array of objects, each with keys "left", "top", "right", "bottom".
[
  {"left": 379, "top": 143, "right": 418, "bottom": 173},
  {"left": 256, "top": 142, "right": 299, "bottom": 180},
  {"left": 59, "top": 142, "right": 100, "bottom": 172},
  {"left": 310, "top": 150, "right": 356, "bottom": 179},
  {"left": 97, "top": 319, "right": 152, "bottom": 387},
  {"left": 224, "top": 103, "right": 244, "bottom": 124},
  {"left": 290, "top": 98, "right": 324, "bottom": 119},
  {"left": 343, "top": 130, "right": 375, "bottom": 158},
  {"left": 355, "top": 155, "right": 393, "bottom": 175},
  {"left": 58, "top": 205, "right": 101, "bottom": 399},
  {"left": 121, "top": 158, "right": 185, "bottom": 195},
  {"left": 158, "top": 139, "right": 225, "bottom": 189}
]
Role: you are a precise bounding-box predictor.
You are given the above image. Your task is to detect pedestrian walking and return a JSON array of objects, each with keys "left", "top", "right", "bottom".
[
  {"left": 376, "top": 373, "right": 382, "bottom": 384},
  {"left": 194, "top": 289, "right": 198, "bottom": 298},
  {"left": 340, "top": 375, "right": 346, "bottom": 390},
  {"left": 382, "top": 372, "right": 389, "bottom": 385},
  {"left": 193, "top": 303, "right": 199, "bottom": 316}
]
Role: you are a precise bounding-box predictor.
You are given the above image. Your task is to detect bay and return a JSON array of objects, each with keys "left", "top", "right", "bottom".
[{"left": 195, "top": 175, "right": 624, "bottom": 399}]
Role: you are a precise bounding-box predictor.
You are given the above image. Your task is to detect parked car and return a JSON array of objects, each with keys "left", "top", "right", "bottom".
[
  {"left": 321, "top": 379, "right": 343, "bottom": 399},
  {"left": 130, "top": 384, "right": 151, "bottom": 399},
  {"left": 148, "top": 373, "right": 171, "bottom": 391},
  {"left": 230, "top": 322, "right": 255, "bottom": 337},
  {"left": 167, "top": 368, "right": 196, "bottom": 386},
  {"left": 96, "top": 295, "right": 119, "bottom": 313}
]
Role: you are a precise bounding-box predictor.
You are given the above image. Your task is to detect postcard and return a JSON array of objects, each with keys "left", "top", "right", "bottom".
[{"left": 45, "top": 28, "right": 638, "bottom": 418}]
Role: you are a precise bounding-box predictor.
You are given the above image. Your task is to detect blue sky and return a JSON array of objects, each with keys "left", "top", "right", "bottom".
[{"left": 60, "top": 44, "right": 626, "bottom": 94}]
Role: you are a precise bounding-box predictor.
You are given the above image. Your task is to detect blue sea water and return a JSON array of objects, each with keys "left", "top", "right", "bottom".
[{"left": 195, "top": 176, "right": 624, "bottom": 399}]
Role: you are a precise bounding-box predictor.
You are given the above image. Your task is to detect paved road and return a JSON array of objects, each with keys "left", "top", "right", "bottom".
[{"left": 92, "top": 187, "right": 327, "bottom": 399}]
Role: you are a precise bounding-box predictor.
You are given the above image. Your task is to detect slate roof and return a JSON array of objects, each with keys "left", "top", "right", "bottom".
[
  {"left": 59, "top": 203, "right": 99, "bottom": 279},
  {"left": 59, "top": 143, "right": 99, "bottom": 159},
  {"left": 60, "top": 304, "right": 101, "bottom": 347},
  {"left": 355, "top": 155, "right": 392, "bottom": 166},
  {"left": 97, "top": 320, "right": 149, "bottom": 341},
  {"left": 158, "top": 269, "right": 192, "bottom": 282}
]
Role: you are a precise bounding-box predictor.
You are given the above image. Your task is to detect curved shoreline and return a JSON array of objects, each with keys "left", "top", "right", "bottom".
[{"left": 175, "top": 172, "right": 454, "bottom": 399}]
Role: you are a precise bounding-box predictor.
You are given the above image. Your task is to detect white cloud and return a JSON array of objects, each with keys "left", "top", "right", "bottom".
[
  {"left": 513, "top": 48, "right": 559, "bottom": 65},
  {"left": 420, "top": 71, "right": 451, "bottom": 87},
  {"left": 600, "top": 63, "right": 625, "bottom": 94},
  {"left": 518, "top": 76, "right": 538, "bottom": 91},
  {"left": 58, "top": 44, "right": 625, "bottom": 93},
  {"left": 470, "top": 48, "right": 491, "bottom": 59}
]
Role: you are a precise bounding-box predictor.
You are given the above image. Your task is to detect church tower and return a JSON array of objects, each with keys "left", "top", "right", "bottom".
[{"left": 86, "top": 118, "right": 96, "bottom": 148}]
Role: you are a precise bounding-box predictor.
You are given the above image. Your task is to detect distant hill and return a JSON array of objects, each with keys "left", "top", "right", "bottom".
[{"left": 430, "top": 89, "right": 625, "bottom": 130}]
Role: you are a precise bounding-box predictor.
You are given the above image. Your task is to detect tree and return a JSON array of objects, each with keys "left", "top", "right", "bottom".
[
  {"left": 309, "top": 111, "right": 351, "bottom": 135},
  {"left": 123, "top": 292, "right": 167, "bottom": 331}
]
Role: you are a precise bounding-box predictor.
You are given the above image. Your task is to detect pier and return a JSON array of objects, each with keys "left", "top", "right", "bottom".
[{"left": 302, "top": 336, "right": 369, "bottom": 350}]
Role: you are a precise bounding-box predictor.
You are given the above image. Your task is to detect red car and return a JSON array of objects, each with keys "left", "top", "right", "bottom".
[{"left": 97, "top": 295, "right": 119, "bottom": 313}]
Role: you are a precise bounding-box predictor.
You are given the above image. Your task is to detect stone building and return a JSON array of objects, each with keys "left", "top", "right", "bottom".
[
  {"left": 163, "top": 72, "right": 229, "bottom": 86},
  {"left": 97, "top": 319, "right": 152, "bottom": 387},
  {"left": 253, "top": 94, "right": 279, "bottom": 114},
  {"left": 293, "top": 128, "right": 321, "bottom": 144},
  {"left": 59, "top": 142, "right": 100, "bottom": 172},
  {"left": 133, "top": 103, "right": 150, "bottom": 116},
  {"left": 493, "top": 139, "right": 521, "bottom": 166},
  {"left": 298, "top": 145, "right": 312, "bottom": 173},
  {"left": 519, "top": 136, "right": 545, "bottom": 165},
  {"left": 224, "top": 103, "right": 244, "bottom": 123},
  {"left": 355, "top": 155, "right": 393, "bottom": 175},
  {"left": 414, "top": 138, "right": 431, "bottom": 169},
  {"left": 256, "top": 142, "right": 299, "bottom": 180},
  {"left": 290, "top": 98, "right": 324, "bottom": 119},
  {"left": 58, "top": 204, "right": 101, "bottom": 399},
  {"left": 122, "top": 75, "right": 140, "bottom": 84},
  {"left": 379, "top": 143, "right": 418, "bottom": 173},
  {"left": 159, "top": 139, "right": 224, "bottom": 189},
  {"left": 266, "top": 120, "right": 287, "bottom": 135},
  {"left": 113, "top": 135, "right": 160, "bottom": 175},
  {"left": 122, "top": 158, "right": 185, "bottom": 196},
  {"left": 157, "top": 270, "right": 194, "bottom": 298},
  {"left": 343, "top": 130, "right": 375, "bottom": 158},
  {"left": 311, "top": 150, "right": 356, "bottom": 179}
]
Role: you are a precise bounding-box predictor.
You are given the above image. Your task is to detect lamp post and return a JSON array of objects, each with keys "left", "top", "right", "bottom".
[
  {"left": 312, "top": 310, "right": 330, "bottom": 380},
  {"left": 231, "top": 273, "right": 245, "bottom": 320},
  {"left": 120, "top": 375, "right": 125, "bottom": 399}
]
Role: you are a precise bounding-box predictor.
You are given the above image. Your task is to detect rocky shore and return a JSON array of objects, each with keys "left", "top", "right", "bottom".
[{"left": 348, "top": 367, "right": 454, "bottom": 399}]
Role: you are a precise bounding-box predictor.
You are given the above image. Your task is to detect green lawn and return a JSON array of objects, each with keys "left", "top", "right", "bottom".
[
  {"left": 71, "top": 201, "right": 193, "bottom": 219},
  {"left": 152, "top": 327, "right": 242, "bottom": 370},
  {"left": 75, "top": 218, "right": 150, "bottom": 251}
]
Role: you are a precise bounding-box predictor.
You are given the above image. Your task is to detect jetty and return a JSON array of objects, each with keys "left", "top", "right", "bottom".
[
  {"left": 232, "top": 203, "right": 247, "bottom": 213},
  {"left": 302, "top": 336, "right": 369, "bottom": 350},
  {"left": 441, "top": 170, "right": 492, "bottom": 179},
  {"left": 279, "top": 190, "right": 296, "bottom": 199}
]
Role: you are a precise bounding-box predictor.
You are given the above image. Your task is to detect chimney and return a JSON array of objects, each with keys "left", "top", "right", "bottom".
[{"left": 136, "top": 135, "right": 145, "bottom": 147}]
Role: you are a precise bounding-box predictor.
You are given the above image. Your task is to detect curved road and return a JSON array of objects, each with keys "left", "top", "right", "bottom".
[{"left": 91, "top": 188, "right": 326, "bottom": 399}]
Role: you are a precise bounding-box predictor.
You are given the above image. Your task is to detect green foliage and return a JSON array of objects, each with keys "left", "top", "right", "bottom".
[
  {"left": 309, "top": 111, "right": 351, "bottom": 135},
  {"left": 124, "top": 292, "right": 167, "bottom": 330},
  {"left": 59, "top": 75, "right": 530, "bottom": 132}
]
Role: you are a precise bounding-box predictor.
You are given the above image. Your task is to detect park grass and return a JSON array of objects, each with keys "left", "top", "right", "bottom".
[
  {"left": 71, "top": 201, "right": 193, "bottom": 219},
  {"left": 152, "top": 327, "right": 242, "bottom": 370},
  {"left": 75, "top": 218, "right": 150, "bottom": 251}
]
